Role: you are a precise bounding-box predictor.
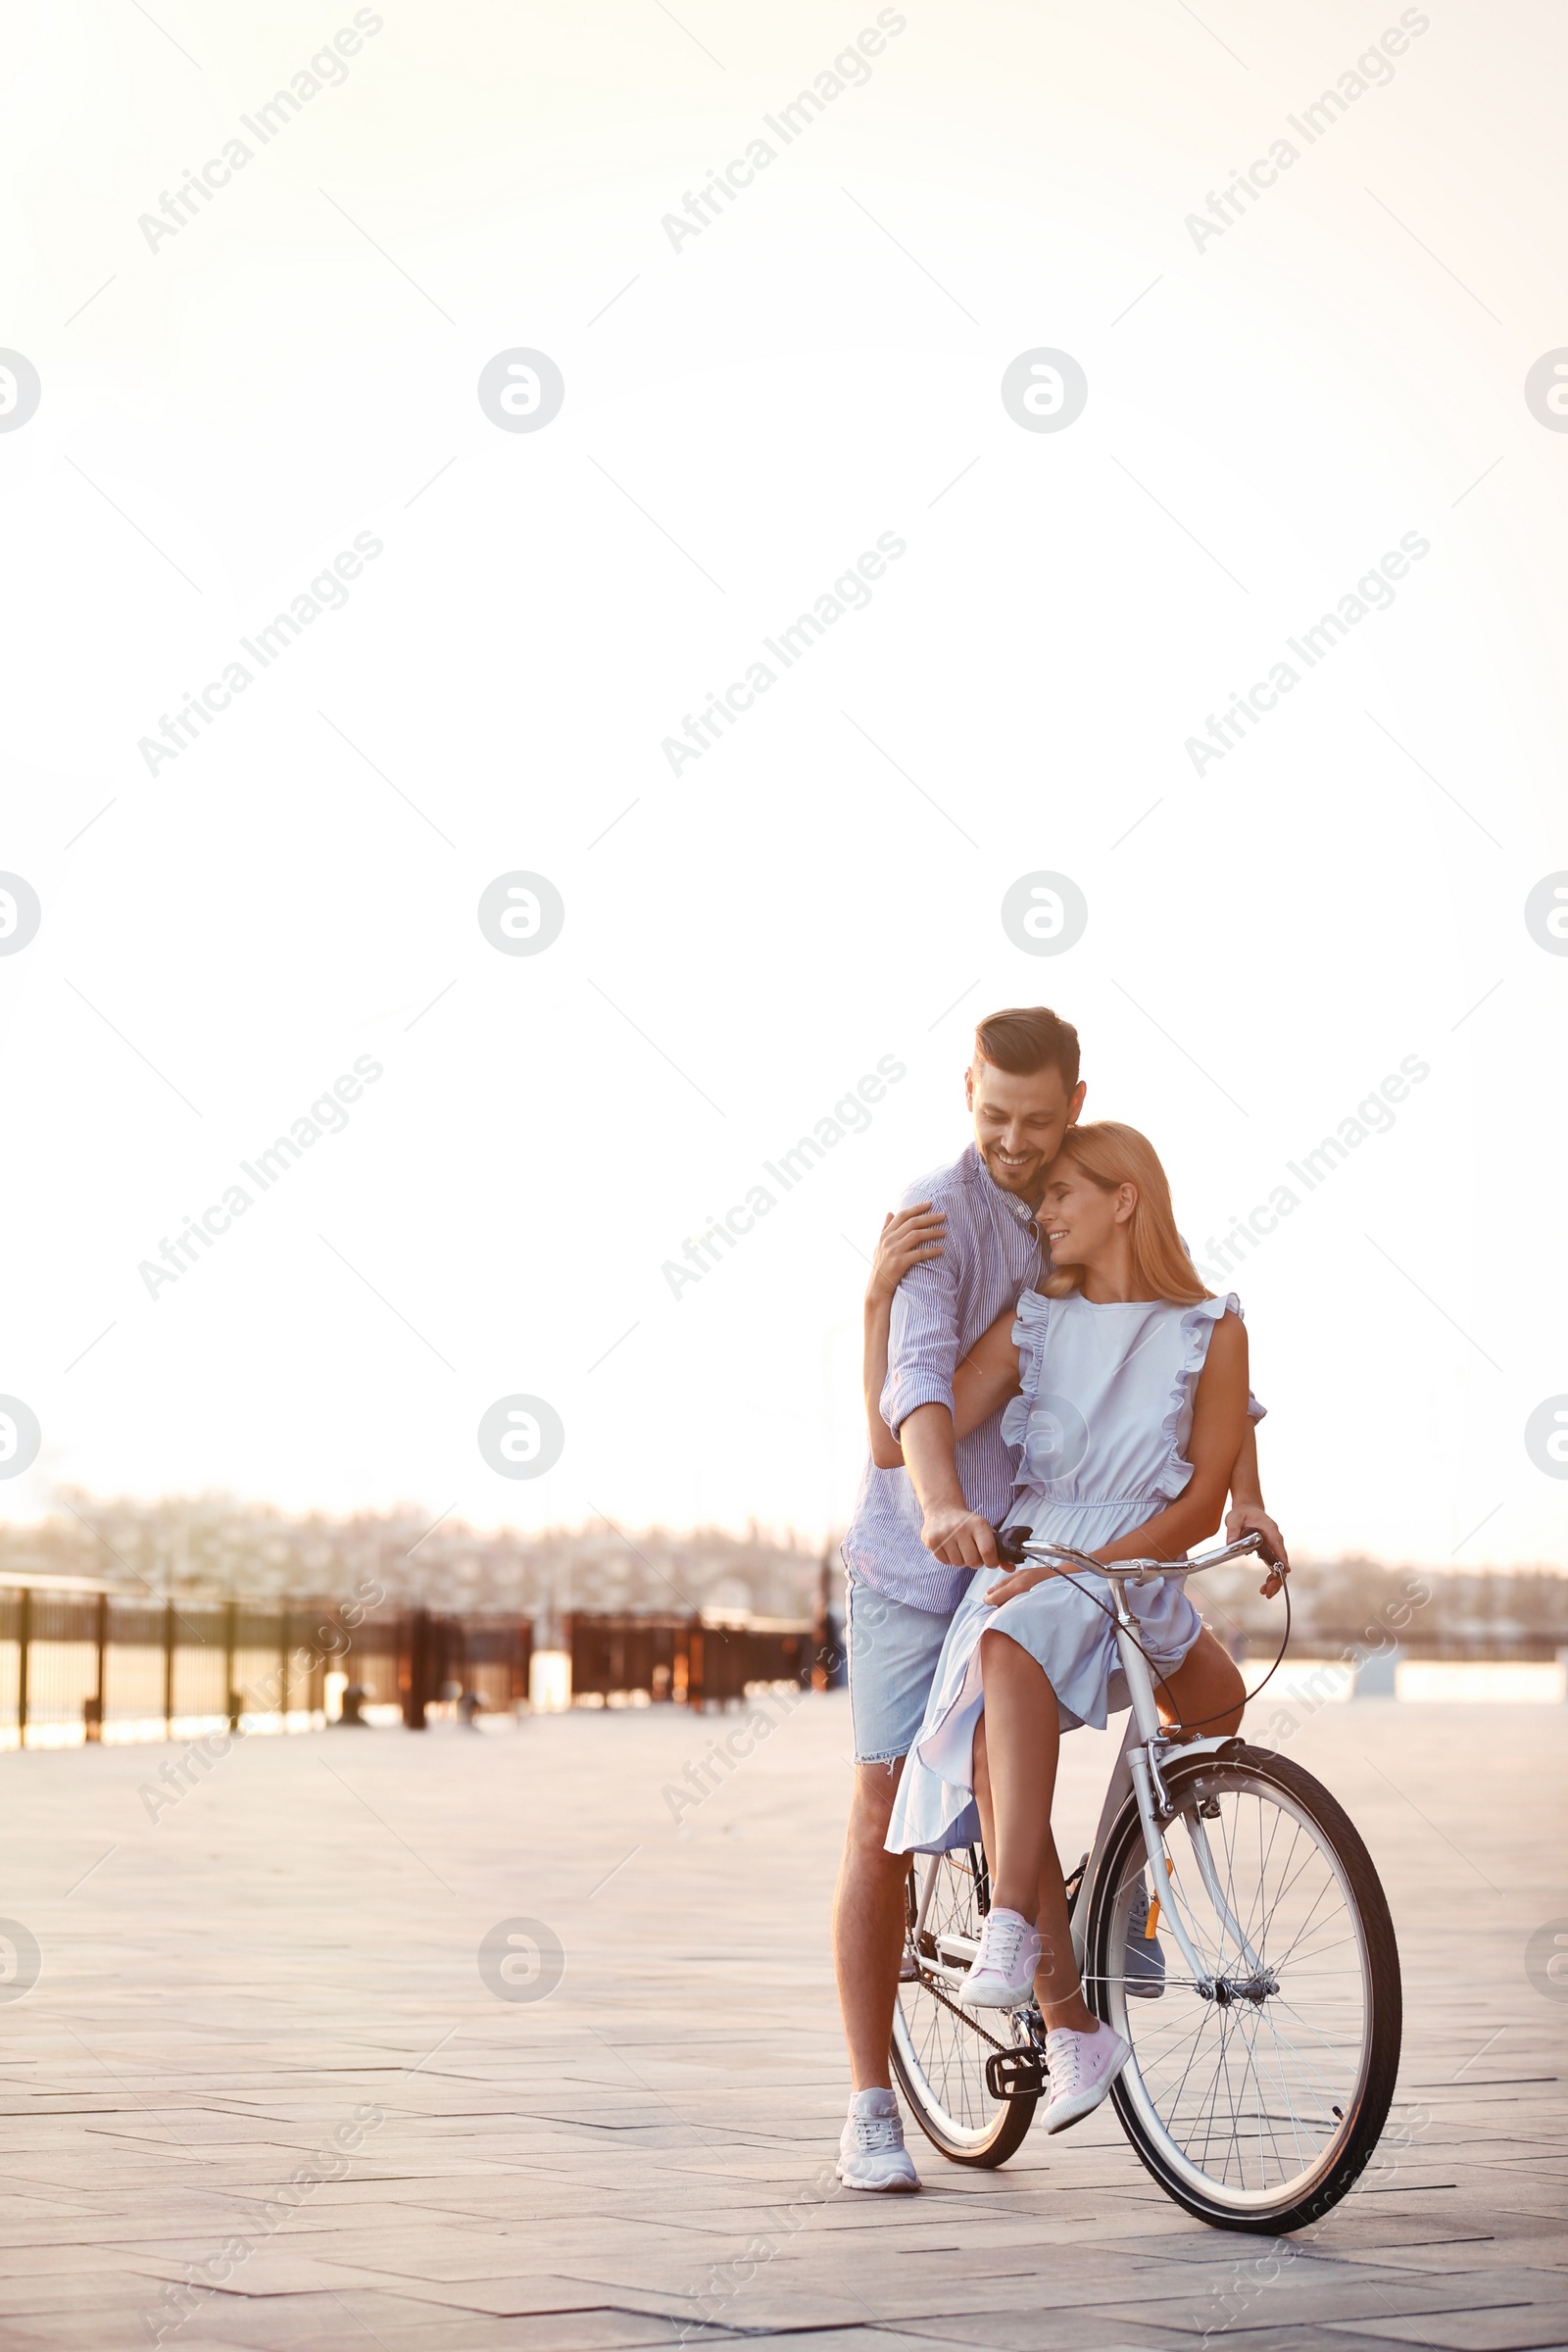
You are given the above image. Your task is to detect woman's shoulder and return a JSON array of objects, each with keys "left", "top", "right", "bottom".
[
  {"left": 1181, "top": 1289, "right": 1245, "bottom": 1327},
  {"left": 1173, "top": 1295, "right": 1249, "bottom": 1389},
  {"left": 1200, "top": 1296, "right": 1250, "bottom": 1360}
]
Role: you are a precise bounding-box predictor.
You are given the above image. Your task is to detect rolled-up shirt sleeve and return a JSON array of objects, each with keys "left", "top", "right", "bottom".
[{"left": 880, "top": 1243, "right": 962, "bottom": 1438}]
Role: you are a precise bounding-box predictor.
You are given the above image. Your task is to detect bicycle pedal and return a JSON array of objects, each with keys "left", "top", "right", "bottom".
[{"left": 985, "top": 2047, "right": 1047, "bottom": 2101}]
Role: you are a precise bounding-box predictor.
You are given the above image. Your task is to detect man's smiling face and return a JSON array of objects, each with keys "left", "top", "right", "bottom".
[{"left": 965, "top": 1054, "right": 1086, "bottom": 1208}]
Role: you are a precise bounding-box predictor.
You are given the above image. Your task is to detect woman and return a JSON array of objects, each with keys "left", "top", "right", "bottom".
[{"left": 862, "top": 1121, "right": 1257, "bottom": 2136}]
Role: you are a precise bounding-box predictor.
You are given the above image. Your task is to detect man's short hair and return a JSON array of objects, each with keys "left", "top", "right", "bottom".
[{"left": 973, "top": 1005, "right": 1081, "bottom": 1092}]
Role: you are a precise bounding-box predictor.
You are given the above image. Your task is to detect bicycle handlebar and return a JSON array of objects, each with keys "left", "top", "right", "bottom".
[{"left": 995, "top": 1525, "right": 1286, "bottom": 1582}]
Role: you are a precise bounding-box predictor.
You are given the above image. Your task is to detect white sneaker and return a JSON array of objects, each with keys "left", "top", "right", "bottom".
[
  {"left": 959, "top": 1906, "right": 1041, "bottom": 2009},
  {"left": 836, "top": 2088, "right": 920, "bottom": 2192},
  {"left": 1043, "top": 2020, "right": 1131, "bottom": 2134}
]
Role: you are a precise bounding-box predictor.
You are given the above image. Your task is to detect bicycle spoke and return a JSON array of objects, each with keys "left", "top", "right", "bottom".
[
  {"left": 1247, "top": 1794, "right": 1283, "bottom": 1955},
  {"left": 1105, "top": 1766, "right": 1377, "bottom": 2216},
  {"left": 894, "top": 1848, "right": 1028, "bottom": 2154},
  {"left": 1259, "top": 2003, "right": 1353, "bottom": 2135},
  {"left": 1254, "top": 2005, "right": 1311, "bottom": 2177},
  {"left": 1264, "top": 1866, "right": 1340, "bottom": 1970},
  {"left": 1265, "top": 1992, "right": 1366, "bottom": 2083}
]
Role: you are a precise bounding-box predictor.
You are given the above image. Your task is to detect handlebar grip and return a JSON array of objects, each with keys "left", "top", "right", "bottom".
[
  {"left": 996, "top": 1524, "right": 1033, "bottom": 1566},
  {"left": 1254, "top": 1533, "right": 1285, "bottom": 1574}
]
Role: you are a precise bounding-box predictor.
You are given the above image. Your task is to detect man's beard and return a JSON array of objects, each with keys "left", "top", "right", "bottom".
[{"left": 980, "top": 1142, "right": 1046, "bottom": 1200}]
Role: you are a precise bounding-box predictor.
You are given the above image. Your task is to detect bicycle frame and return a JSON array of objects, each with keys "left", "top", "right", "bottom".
[
  {"left": 905, "top": 1531, "right": 1281, "bottom": 2002},
  {"left": 895, "top": 1526, "right": 1396, "bottom": 2228},
  {"left": 907, "top": 1840, "right": 984, "bottom": 1984},
  {"left": 1008, "top": 1532, "right": 1278, "bottom": 1992}
]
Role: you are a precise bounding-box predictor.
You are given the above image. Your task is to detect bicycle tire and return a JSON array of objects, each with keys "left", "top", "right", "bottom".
[
  {"left": 1085, "top": 1742, "right": 1401, "bottom": 2232},
  {"left": 890, "top": 1849, "right": 1039, "bottom": 2166}
]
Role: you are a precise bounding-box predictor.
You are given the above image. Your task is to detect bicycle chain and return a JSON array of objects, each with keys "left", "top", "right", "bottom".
[{"left": 906, "top": 1957, "right": 1026, "bottom": 2056}]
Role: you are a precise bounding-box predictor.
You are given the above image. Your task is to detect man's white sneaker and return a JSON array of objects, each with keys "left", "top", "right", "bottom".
[
  {"left": 959, "top": 1906, "right": 1041, "bottom": 2009},
  {"left": 1043, "top": 2020, "right": 1131, "bottom": 2134},
  {"left": 836, "top": 2089, "right": 920, "bottom": 2192}
]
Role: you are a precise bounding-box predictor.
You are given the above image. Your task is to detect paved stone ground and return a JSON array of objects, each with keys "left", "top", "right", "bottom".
[{"left": 1, "top": 1693, "right": 1564, "bottom": 2351}]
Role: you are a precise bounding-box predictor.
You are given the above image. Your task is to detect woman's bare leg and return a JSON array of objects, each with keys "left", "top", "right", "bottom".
[
  {"left": 975, "top": 1716, "right": 1059, "bottom": 2014},
  {"left": 979, "top": 1631, "right": 1054, "bottom": 1919},
  {"left": 978, "top": 1629, "right": 1095, "bottom": 2033},
  {"left": 973, "top": 1713, "right": 997, "bottom": 1866},
  {"left": 1158, "top": 1626, "right": 1246, "bottom": 1739},
  {"left": 1032, "top": 1828, "right": 1082, "bottom": 2022}
]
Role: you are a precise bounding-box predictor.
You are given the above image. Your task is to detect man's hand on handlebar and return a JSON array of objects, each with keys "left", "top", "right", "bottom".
[
  {"left": 1225, "top": 1502, "right": 1290, "bottom": 1598},
  {"left": 918, "top": 1504, "right": 1000, "bottom": 1569}
]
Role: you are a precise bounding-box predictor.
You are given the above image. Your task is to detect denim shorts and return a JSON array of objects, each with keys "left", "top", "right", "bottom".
[{"left": 846, "top": 1570, "right": 957, "bottom": 1766}]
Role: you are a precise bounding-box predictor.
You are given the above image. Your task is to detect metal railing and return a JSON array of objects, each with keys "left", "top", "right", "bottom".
[
  {"left": 0, "top": 1588, "right": 533, "bottom": 1747},
  {"left": 0, "top": 1586, "right": 833, "bottom": 1745},
  {"left": 563, "top": 1610, "right": 819, "bottom": 1708}
]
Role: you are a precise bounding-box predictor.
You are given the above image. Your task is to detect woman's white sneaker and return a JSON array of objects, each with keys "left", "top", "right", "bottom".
[
  {"left": 837, "top": 2088, "right": 920, "bottom": 2191},
  {"left": 959, "top": 1906, "right": 1042, "bottom": 2009},
  {"left": 1043, "top": 2020, "right": 1131, "bottom": 2133}
]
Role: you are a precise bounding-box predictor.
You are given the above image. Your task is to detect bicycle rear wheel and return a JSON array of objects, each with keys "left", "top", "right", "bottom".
[
  {"left": 890, "top": 1846, "right": 1039, "bottom": 2166},
  {"left": 1086, "top": 1742, "right": 1400, "bottom": 2232}
]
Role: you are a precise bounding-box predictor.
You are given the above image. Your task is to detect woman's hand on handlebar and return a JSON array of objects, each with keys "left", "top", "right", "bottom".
[
  {"left": 865, "top": 1203, "right": 946, "bottom": 1307},
  {"left": 982, "top": 1561, "right": 1059, "bottom": 1607},
  {"left": 1225, "top": 1501, "right": 1291, "bottom": 1597}
]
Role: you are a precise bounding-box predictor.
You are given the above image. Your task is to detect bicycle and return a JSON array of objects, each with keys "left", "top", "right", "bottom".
[{"left": 890, "top": 1529, "right": 1402, "bottom": 2231}]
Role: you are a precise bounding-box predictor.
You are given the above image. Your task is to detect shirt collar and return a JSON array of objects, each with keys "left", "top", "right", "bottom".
[{"left": 963, "top": 1143, "right": 1042, "bottom": 1232}]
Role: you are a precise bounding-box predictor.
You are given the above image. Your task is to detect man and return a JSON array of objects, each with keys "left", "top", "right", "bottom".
[{"left": 832, "top": 1005, "right": 1285, "bottom": 2191}]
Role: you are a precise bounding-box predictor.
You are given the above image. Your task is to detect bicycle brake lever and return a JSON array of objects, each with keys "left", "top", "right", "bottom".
[{"left": 1249, "top": 1530, "right": 1290, "bottom": 1598}]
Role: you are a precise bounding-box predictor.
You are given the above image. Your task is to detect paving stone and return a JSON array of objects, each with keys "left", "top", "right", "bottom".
[
  {"left": 1336, "top": 2313, "right": 1568, "bottom": 2349},
  {"left": 0, "top": 1698, "right": 1562, "bottom": 2350}
]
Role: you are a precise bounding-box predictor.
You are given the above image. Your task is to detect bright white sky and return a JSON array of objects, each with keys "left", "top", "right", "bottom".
[{"left": 2, "top": 0, "right": 1565, "bottom": 1568}]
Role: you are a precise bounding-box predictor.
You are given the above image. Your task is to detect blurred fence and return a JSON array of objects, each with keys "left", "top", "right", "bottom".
[
  {"left": 562, "top": 1611, "right": 820, "bottom": 1708},
  {"left": 0, "top": 1586, "right": 532, "bottom": 1748},
  {"left": 347, "top": 1606, "right": 532, "bottom": 1727},
  {"left": 0, "top": 1582, "right": 831, "bottom": 1746}
]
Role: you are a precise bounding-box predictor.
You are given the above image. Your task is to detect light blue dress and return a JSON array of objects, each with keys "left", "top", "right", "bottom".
[{"left": 886, "top": 1288, "right": 1254, "bottom": 1857}]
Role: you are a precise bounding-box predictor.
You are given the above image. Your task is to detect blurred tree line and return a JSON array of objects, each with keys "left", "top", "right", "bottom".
[
  {"left": 1200, "top": 1551, "right": 1568, "bottom": 1658},
  {"left": 0, "top": 1494, "right": 826, "bottom": 1623},
  {"left": 0, "top": 1499, "right": 1563, "bottom": 1652}
]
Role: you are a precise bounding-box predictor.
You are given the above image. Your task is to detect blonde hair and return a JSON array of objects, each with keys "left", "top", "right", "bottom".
[{"left": 1041, "top": 1121, "right": 1210, "bottom": 1306}]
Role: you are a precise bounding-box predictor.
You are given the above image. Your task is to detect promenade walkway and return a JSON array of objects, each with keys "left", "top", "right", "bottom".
[{"left": 1, "top": 1693, "right": 1564, "bottom": 2350}]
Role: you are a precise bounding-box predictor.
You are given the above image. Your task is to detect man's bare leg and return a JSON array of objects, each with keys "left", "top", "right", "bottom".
[{"left": 833, "top": 1758, "right": 910, "bottom": 2091}]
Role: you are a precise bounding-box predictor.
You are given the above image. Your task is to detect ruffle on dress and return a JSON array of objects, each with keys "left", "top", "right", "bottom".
[
  {"left": 999, "top": 1288, "right": 1052, "bottom": 1459},
  {"left": 1149, "top": 1292, "right": 1244, "bottom": 1504},
  {"left": 1002, "top": 1288, "right": 1254, "bottom": 1507}
]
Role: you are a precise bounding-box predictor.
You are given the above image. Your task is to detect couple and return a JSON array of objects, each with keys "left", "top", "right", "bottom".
[{"left": 833, "top": 1004, "right": 1288, "bottom": 2190}]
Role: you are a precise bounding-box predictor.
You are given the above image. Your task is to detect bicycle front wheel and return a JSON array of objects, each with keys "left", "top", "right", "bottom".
[
  {"left": 1086, "top": 1743, "right": 1401, "bottom": 2232},
  {"left": 891, "top": 1846, "right": 1038, "bottom": 2166}
]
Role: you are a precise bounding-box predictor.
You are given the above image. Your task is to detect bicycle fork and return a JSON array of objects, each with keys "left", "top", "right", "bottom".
[{"left": 1072, "top": 1586, "right": 1263, "bottom": 1999}]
